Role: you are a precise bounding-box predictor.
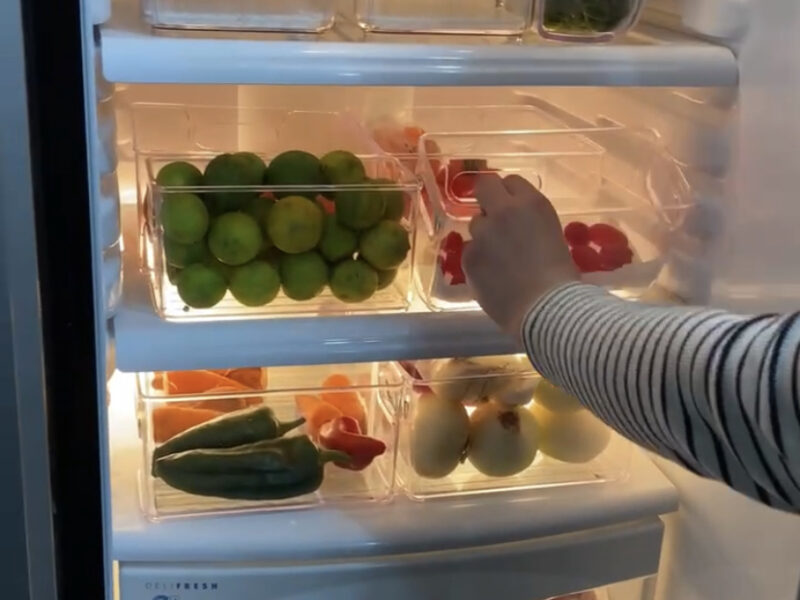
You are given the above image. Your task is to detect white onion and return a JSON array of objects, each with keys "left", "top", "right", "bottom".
[
  {"left": 467, "top": 401, "right": 539, "bottom": 477},
  {"left": 409, "top": 392, "right": 470, "bottom": 479},
  {"left": 531, "top": 403, "right": 611, "bottom": 464}
]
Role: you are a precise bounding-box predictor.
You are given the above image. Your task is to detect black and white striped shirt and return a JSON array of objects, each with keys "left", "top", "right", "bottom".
[{"left": 522, "top": 282, "right": 800, "bottom": 513}]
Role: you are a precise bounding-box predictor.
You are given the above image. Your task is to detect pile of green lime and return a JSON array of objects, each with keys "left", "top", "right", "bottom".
[{"left": 156, "top": 150, "right": 410, "bottom": 309}]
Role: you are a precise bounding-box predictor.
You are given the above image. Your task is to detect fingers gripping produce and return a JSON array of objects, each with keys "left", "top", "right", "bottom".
[{"left": 154, "top": 150, "right": 411, "bottom": 311}]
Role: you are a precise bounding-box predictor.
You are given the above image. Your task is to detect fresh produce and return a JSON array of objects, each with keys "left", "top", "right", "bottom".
[
  {"left": 163, "top": 369, "right": 253, "bottom": 394},
  {"left": 154, "top": 435, "right": 348, "bottom": 500},
  {"left": 321, "top": 150, "right": 367, "bottom": 184},
  {"left": 222, "top": 367, "right": 267, "bottom": 389},
  {"left": 229, "top": 260, "right": 281, "bottom": 307},
  {"left": 376, "top": 268, "right": 397, "bottom": 291},
  {"left": 359, "top": 220, "right": 411, "bottom": 271},
  {"left": 156, "top": 161, "right": 203, "bottom": 188},
  {"left": 409, "top": 391, "right": 470, "bottom": 478},
  {"left": 208, "top": 212, "right": 263, "bottom": 266},
  {"left": 152, "top": 405, "right": 305, "bottom": 474},
  {"left": 164, "top": 237, "right": 210, "bottom": 269},
  {"left": 542, "top": 0, "right": 633, "bottom": 33},
  {"left": 429, "top": 356, "right": 536, "bottom": 406},
  {"left": 176, "top": 263, "right": 228, "bottom": 309},
  {"left": 266, "top": 150, "right": 325, "bottom": 198},
  {"left": 329, "top": 259, "right": 379, "bottom": 303},
  {"left": 180, "top": 392, "right": 261, "bottom": 413},
  {"left": 160, "top": 192, "right": 209, "bottom": 244},
  {"left": 468, "top": 401, "right": 539, "bottom": 477},
  {"left": 320, "top": 373, "right": 367, "bottom": 432},
  {"left": 373, "top": 178, "right": 405, "bottom": 221},
  {"left": 243, "top": 195, "right": 275, "bottom": 241},
  {"left": 156, "top": 150, "right": 411, "bottom": 311},
  {"left": 267, "top": 195, "right": 324, "bottom": 254},
  {"left": 152, "top": 405, "right": 223, "bottom": 443},
  {"left": 531, "top": 402, "right": 611, "bottom": 463},
  {"left": 318, "top": 213, "right": 357, "bottom": 262},
  {"left": 295, "top": 394, "right": 343, "bottom": 440},
  {"left": 335, "top": 189, "right": 386, "bottom": 230},
  {"left": 564, "top": 220, "right": 633, "bottom": 274},
  {"left": 533, "top": 379, "right": 583, "bottom": 413},
  {"left": 203, "top": 152, "right": 266, "bottom": 212},
  {"left": 438, "top": 231, "right": 467, "bottom": 286},
  {"left": 279, "top": 251, "right": 328, "bottom": 301},
  {"left": 319, "top": 416, "right": 386, "bottom": 471},
  {"left": 563, "top": 221, "right": 590, "bottom": 246}
]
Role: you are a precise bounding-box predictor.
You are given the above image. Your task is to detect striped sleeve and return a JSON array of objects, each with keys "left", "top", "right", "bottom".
[{"left": 522, "top": 282, "right": 800, "bottom": 512}]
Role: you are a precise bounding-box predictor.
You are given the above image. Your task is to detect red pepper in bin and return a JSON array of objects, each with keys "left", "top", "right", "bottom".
[{"left": 319, "top": 416, "right": 387, "bottom": 471}]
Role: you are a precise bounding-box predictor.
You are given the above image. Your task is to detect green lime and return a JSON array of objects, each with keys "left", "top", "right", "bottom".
[
  {"left": 156, "top": 161, "right": 203, "bottom": 187},
  {"left": 204, "top": 256, "right": 235, "bottom": 283},
  {"left": 330, "top": 259, "right": 378, "bottom": 303},
  {"left": 204, "top": 153, "right": 265, "bottom": 212},
  {"left": 166, "top": 265, "right": 182, "bottom": 285},
  {"left": 234, "top": 152, "right": 267, "bottom": 179},
  {"left": 208, "top": 212, "right": 263, "bottom": 266},
  {"left": 373, "top": 178, "right": 405, "bottom": 221},
  {"left": 319, "top": 214, "right": 357, "bottom": 263},
  {"left": 359, "top": 220, "right": 411, "bottom": 270},
  {"left": 229, "top": 260, "right": 281, "bottom": 307},
  {"left": 335, "top": 189, "right": 385, "bottom": 230},
  {"left": 176, "top": 263, "right": 227, "bottom": 309},
  {"left": 267, "top": 195, "right": 323, "bottom": 254},
  {"left": 164, "top": 237, "right": 210, "bottom": 268},
  {"left": 321, "top": 150, "right": 366, "bottom": 184},
  {"left": 280, "top": 251, "right": 328, "bottom": 301},
  {"left": 267, "top": 150, "right": 325, "bottom": 198},
  {"left": 160, "top": 192, "right": 209, "bottom": 244},
  {"left": 244, "top": 195, "right": 275, "bottom": 249},
  {"left": 376, "top": 268, "right": 398, "bottom": 290}
]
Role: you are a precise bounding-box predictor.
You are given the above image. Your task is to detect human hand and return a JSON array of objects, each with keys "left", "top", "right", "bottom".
[{"left": 462, "top": 174, "right": 579, "bottom": 338}]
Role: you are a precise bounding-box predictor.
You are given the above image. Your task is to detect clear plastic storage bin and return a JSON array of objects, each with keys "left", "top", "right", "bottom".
[
  {"left": 534, "top": 0, "right": 646, "bottom": 43},
  {"left": 133, "top": 104, "right": 419, "bottom": 320},
  {"left": 415, "top": 127, "right": 688, "bottom": 311},
  {"left": 356, "top": 0, "right": 534, "bottom": 35},
  {"left": 142, "top": 0, "right": 335, "bottom": 33},
  {"left": 137, "top": 363, "right": 403, "bottom": 519},
  {"left": 397, "top": 356, "right": 631, "bottom": 500}
]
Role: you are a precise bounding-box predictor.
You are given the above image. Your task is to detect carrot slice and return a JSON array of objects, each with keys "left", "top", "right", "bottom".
[
  {"left": 321, "top": 374, "right": 367, "bottom": 433},
  {"left": 165, "top": 370, "right": 251, "bottom": 395},
  {"left": 295, "top": 394, "right": 342, "bottom": 440},
  {"left": 152, "top": 405, "right": 222, "bottom": 443},
  {"left": 224, "top": 367, "right": 267, "bottom": 389}
]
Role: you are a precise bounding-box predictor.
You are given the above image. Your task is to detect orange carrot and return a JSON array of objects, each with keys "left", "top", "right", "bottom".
[
  {"left": 321, "top": 374, "right": 367, "bottom": 433},
  {"left": 152, "top": 405, "right": 222, "bottom": 443},
  {"left": 165, "top": 370, "right": 251, "bottom": 395},
  {"left": 295, "top": 394, "right": 342, "bottom": 440},
  {"left": 223, "top": 367, "right": 267, "bottom": 389}
]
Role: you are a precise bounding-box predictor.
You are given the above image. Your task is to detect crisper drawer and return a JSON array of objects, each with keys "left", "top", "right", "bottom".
[
  {"left": 397, "top": 356, "right": 631, "bottom": 500},
  {"left": 133, "top": 103, "right": 419, "bottom": 320},
  {"left": 135, "top": 363, "right": 403, "bottom": 519},
  {"left": 414, "top": 126, "right": 690, "bottom": 311},
  {"left": 116, "top": 518, "right": 665, "bottom": 600}
]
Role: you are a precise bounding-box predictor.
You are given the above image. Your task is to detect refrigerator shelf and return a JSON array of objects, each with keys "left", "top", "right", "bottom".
[
  {"left": 109, "top": 371, "right": 677, "bottom": 563},
  {"left": 100, "top": 0, "right": 737, "bottom": 87}
]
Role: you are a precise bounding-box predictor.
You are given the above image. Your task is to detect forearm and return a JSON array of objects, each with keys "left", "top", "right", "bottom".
[{"left": 522, "top": 283, "right": 800, "bottom": 512}]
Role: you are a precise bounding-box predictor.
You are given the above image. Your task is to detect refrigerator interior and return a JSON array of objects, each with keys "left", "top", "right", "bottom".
[
  {"left": 99, "top": 82, "right": 727, "bottom": 600},
  {"left": 79, "top": 1, "right": 800, "bottom": 599}
]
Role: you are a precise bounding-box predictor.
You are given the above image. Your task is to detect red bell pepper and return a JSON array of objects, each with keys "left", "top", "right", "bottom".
[{"left": 318, "top": 416, "right": 387, "bottom": 471}]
